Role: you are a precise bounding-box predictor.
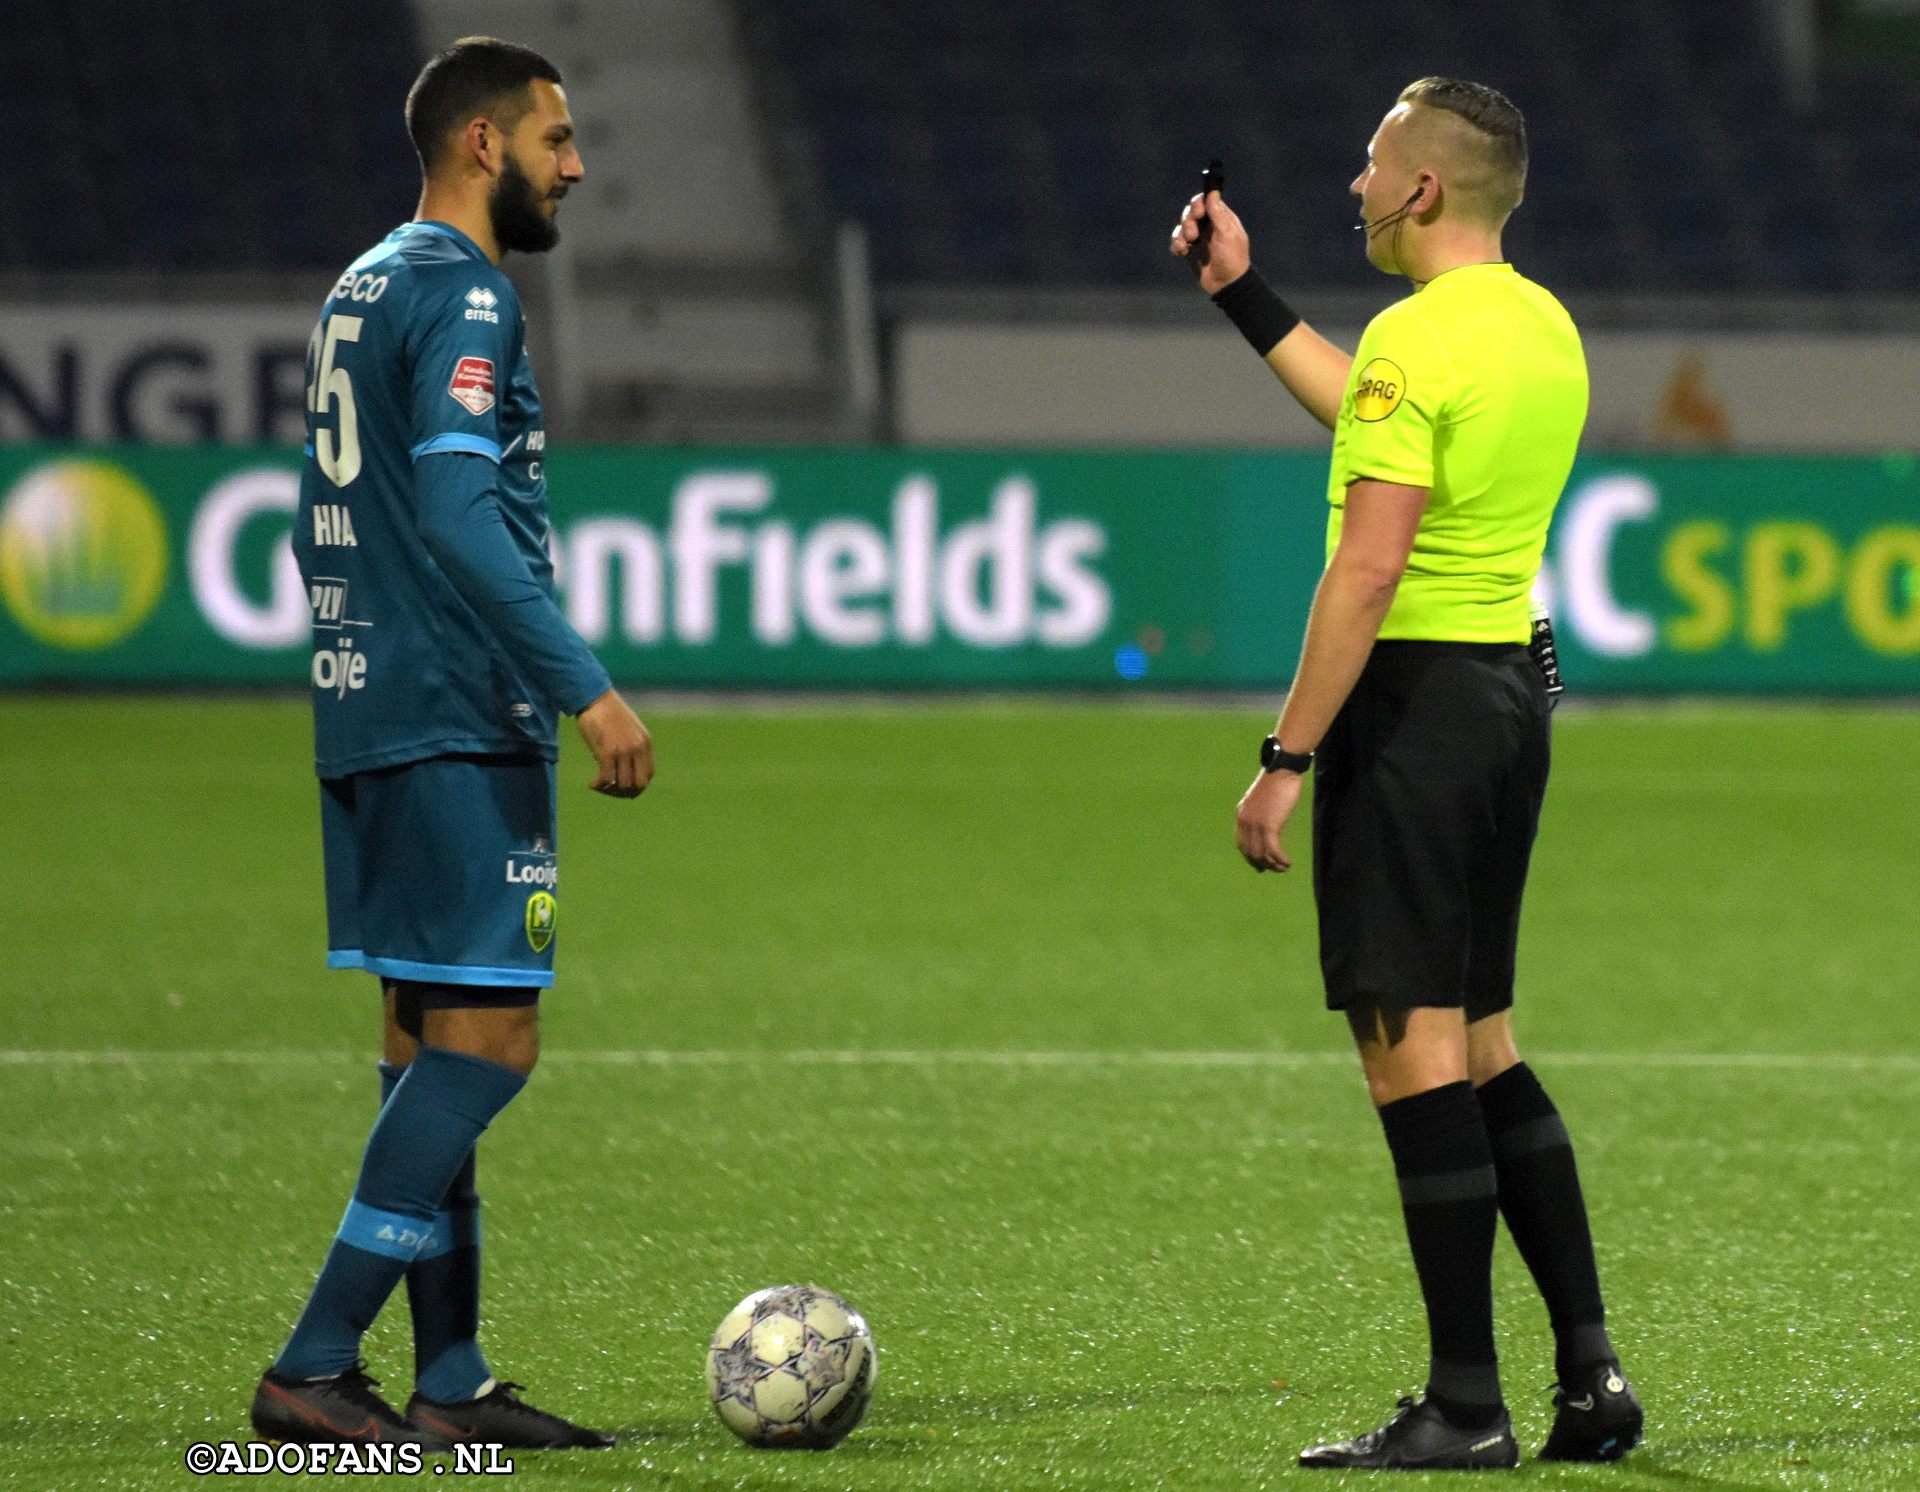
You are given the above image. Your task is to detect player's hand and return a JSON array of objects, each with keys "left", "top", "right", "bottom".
[
  {"left": 576, "top": 689, "right": 654, "bottom": 798},
  {"left": 1171, "top": 190, "right": 1252, "bottom": 296},
  {"left": 1235, "top": 768, "right": 1301, "bottom": 873}
]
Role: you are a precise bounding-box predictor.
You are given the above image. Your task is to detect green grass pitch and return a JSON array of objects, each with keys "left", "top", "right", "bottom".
[{"left": 3, "top": 696, "right": 1916, "bottom": 1489}]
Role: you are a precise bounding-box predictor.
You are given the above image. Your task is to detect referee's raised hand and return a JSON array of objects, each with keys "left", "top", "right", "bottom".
[{"left": 1171, "top": 189, "right": 1251, "bottom": 295}]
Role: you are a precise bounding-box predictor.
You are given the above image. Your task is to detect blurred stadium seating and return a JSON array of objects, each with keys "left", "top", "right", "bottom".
[
  {"left": 745, "top": 0, "right": 1920, "bottom": 293},
  {"left": 10, "top": 0, "right": 1914, "bottom": 294},
  {"left": 4, "top": 0, "right": 1918, "bottom": 445},
  {"left": 0, "top": 0, "right": 420, "bottom": 274}
]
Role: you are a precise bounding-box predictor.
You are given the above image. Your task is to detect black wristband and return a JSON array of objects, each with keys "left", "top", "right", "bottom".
[{"left": 1211, "top": 268, "right": 1300, "bottom": 357}]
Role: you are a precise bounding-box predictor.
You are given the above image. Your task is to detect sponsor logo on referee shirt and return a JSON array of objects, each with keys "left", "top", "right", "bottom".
[
  {"left": 448, "top": 356, "right": 496, "bottom": 416},
  {"left": 525, "top": 891, "right": 557, "bottom": 952},
  {"left": 1353, "top": 358, "right": 1407, "bottom": 422}
]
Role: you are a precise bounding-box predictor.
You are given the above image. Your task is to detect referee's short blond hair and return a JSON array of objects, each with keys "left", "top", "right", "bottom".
[{"left": 1397, "top": 77, "right": 1528, "bottom": 223}]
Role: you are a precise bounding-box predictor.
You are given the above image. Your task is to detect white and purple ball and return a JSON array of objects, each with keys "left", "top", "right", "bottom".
[{"left": 705, "top": 1284, "right": 876, "bottom": 1449}]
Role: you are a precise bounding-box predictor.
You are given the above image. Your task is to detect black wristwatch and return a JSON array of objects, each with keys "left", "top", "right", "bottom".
[{"left": 1260, "top": 735, "right": 1314, "bottom": 774}]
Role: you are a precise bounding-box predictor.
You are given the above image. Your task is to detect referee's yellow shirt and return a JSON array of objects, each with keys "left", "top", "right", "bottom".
[{"left": 1325, "top": 261, "right": 1588, "bottom": 643}]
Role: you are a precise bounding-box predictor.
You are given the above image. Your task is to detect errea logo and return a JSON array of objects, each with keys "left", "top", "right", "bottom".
[{"left": 465, "top": 286, "right": 500, "bottom": 324}]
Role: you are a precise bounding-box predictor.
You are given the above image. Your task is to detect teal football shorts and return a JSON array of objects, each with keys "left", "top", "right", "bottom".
[{"left": 320, "top": 752, "right": 558, "bottom": 989}]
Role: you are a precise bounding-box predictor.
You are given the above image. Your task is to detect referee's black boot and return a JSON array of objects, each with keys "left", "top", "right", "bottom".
[
  {"left": 406, "top": 1380, "right": 615, "bottom": 1449},
  {"left": 1538, "top": 1362, "right": 1643, "bottom": 1462},
  {"left": 1299, "top": 1395, "right": 1518, "bottom": 1470}
]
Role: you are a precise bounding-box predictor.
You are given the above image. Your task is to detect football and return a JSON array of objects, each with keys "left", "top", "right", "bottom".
[{"left": 705, "top": 1284, "right": 876, "bottom": 1449}]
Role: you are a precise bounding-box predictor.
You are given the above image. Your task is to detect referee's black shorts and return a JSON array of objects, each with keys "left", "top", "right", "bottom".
[{"left": 1311, "top": 639, "right": 1551, "bottom": 1021}]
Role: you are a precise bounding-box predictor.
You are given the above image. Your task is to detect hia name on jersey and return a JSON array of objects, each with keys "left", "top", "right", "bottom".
[{"left": 312, "top": 504, "right": 359, "bottom": 547}]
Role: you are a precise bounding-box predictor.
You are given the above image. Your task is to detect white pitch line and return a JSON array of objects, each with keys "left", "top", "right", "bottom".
[{"left": 1, "top": 1048, "right": 1917, "bottom": 1073}]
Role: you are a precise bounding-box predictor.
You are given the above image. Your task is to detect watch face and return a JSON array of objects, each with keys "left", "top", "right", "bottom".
[{"left": 1262, "top": 736, "right": 1306, "bottom": 771}]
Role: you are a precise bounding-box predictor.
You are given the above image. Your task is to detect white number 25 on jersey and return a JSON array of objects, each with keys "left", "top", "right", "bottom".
[{"left": 306, "top": 315, "right": 363, "bottom": 488}]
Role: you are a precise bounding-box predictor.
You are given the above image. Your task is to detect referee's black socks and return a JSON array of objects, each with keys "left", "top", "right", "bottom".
[
  {"left": 1377, "top": 1081, "right": 1504, "bottom": 1431},
  {"left": 1475, "top": 1062, "right": 1617, "bottom": 1384}
]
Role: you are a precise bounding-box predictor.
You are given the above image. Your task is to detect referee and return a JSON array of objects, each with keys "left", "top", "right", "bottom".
[{"left": 1173, "top": 78, "right": 1642, "bottom": 1471}]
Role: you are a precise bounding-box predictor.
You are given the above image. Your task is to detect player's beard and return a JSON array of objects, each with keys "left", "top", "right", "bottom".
[{"left": 490, "top": 153, "right": 561, "bottom": 254}]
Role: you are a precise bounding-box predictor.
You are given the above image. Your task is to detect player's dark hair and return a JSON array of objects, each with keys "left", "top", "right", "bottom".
[
  {"left": 406, "top": 36, "right": 562, "bottom": 170},
  {"left": 1398, "top": 76, "right": 1528, "bottom": 218}
]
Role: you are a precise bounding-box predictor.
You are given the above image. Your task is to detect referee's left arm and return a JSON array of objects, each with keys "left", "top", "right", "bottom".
[{"left": 1235, "top": 479, "right": 1425, "bottom": 873}]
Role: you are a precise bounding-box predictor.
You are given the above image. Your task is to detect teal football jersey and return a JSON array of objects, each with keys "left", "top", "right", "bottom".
[{"left": 294, "top": 221, "right": 602, "bottom": 776}]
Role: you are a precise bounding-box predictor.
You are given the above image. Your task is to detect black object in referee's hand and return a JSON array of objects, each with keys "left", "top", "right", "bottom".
[{"left": 1196, "top": 158, "right": 1225, "bottom": 245}]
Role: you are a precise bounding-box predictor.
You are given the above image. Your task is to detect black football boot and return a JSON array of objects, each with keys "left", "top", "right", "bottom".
[
  {"left": 1538, "top": 1362, "right": 1644, "bottom": 1462},
  {"left": 251, "top": 1363, "right": 451, "bottom": 1449},
  {"left": 1299, "top": 1395, "right": 1518, "bottom": 1470},
  {"left": 405, "top": 1381, "right": 615, "bottom": 1450}
]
